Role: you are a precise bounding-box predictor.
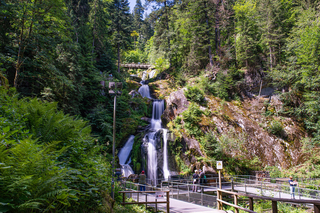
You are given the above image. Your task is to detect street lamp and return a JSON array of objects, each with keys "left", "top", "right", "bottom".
[{"left": 109, "top": 81, "right": 122, "bottom": 200}]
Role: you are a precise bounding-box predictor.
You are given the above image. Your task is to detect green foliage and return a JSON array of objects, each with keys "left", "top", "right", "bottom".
[
  {"left": 153, "top": 57, "right": 169, "bottom": 73},
  {"left": 122, "top": 50, "right": 148, "bottom": 63},
  {"left": 268, "top": 120, "right": 286, "bottom": 138},
  {"left": 0, "top": 88, "right": 112, "bottom": 212},
  {"left": 181, "top": 103, "right": 203, "bottom": 137},
  {"left": 200, "top": 132, "right": 223, "bottom": 158},
  {"left": 131, "top": 135, "right": 143, "bottom": 173},
  {"left": 184, "top": 85, "right": 205, "bottom": 104}
]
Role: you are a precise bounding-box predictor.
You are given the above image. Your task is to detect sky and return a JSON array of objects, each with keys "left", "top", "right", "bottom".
[{"left": 129, "top": 0, "right": 153, "bottom": 18}]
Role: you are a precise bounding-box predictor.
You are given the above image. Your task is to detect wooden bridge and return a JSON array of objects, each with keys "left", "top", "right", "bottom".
[{"left": 120, "top": 63, "right": 151, "bottom": 69}]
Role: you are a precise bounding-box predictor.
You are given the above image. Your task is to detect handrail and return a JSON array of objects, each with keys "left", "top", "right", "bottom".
[
  {"left": 119, "top": 190, "right": 170, "bottom": 213},
  {"left": 217, "top": 188, "right": 320, "bottom": 213}
]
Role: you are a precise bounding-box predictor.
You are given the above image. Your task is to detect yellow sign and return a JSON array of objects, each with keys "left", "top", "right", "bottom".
[{"left": 216, "top": 161, "right": 223, "bottom": 170}]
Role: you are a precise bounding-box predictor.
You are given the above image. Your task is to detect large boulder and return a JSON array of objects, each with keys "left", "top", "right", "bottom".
[{"left": 162, "top": 89, "right": 189, "bottom": 126}]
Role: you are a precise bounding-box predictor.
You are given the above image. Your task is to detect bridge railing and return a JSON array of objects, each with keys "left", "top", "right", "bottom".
[
  {"left": 231, "top": 177, "right": 320, "bottom": 200},
  {"left": 217, "top": 188, "right": 320, "bottom": 213}
]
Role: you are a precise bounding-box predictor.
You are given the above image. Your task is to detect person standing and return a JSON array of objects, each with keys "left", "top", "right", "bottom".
[
  {"left": 139, "top": 171, "right": 146, "bottom": 191},
  {"left": 192, "top": 170, "right": 199, "bottom": 192},
  {"left": 199, "top": 169, "right": 205, "bottom": 193},
  {"left": 289, "top": 176, "right": 298, "bottom": 199}
]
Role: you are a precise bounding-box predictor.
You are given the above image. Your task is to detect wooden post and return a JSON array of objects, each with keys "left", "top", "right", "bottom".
[
  {"left": 272, "top": 201, "right": 277, "bottom": 213},
  {"left": 155, "top": 198, "right": 158, "bottom": 212},
  {"left": 315, "top": 204, "right": 320, "bottom": 213},
  {"left": 249, "top": 197, "right": 254, "bottom": 211},
  {"left": 219, "top": 170, "right": 222, "bottom": 189},
  {"left": 234, "top": 195, "right": 239, "bottom": 213},
  {"left": 122, "top": 192, "right": 125, "bottom": 205},
  {"left": 145, "top": 193, "right": 147, "bottom": 210},
  {"left": 231, "top": 178, "right": 234, "bottom": 192},
  {"left": 188, "top": 184, "right": 190, "bottom": 202},
  {"left": 166, "top": 191, "right": 170, "bottom": 213},
  {"left": 217, "top": 190, "right": 221, "bottom": 210}
]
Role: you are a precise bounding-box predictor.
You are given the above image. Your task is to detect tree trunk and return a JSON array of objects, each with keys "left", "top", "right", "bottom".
[
  {"left": 14, "top": 10, "right": 26, "bottom": 88},
  {"left": 92, "top": 0, "right": 97, "bottom": 62},
  {"left": 164, "top": 0, "right": 171, "bottom": 67},
  {"left": 204, "top": 0, "right": 213, "bottom": 67},
  {"left": 215, "top": 0, "right": 221, "bottom": 58},
  {"left": 118, "top": 42, "right": 120, "bottom": 73}
]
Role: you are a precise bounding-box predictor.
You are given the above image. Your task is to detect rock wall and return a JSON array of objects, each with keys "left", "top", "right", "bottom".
[{"left": 161, "top": 89, "right": 306, "bottom": 172}]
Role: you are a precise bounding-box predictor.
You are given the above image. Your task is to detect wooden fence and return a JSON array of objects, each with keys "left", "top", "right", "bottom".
[
  {"left": 217, "top": 189, "right": 320, "bottom": 213},
  {"left": 119, "top": 190, "right": 170, "bottom": 212}
]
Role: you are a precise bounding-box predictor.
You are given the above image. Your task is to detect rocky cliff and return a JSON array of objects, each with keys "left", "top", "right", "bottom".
[{"left": 149, "top": 79, "right": 307, "bottom": 175}]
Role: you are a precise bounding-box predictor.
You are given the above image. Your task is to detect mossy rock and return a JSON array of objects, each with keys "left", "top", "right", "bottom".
[{"left": 126, "top": 80, "right": 141, "bottom": 91}]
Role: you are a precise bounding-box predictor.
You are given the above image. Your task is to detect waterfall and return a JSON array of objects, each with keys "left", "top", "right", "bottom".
[
  {"left": 149, "top": 70, "right": 156, "bottom": 79},
  {"left": 162, "top": 129, "right": 170, "bottom": 180},
  {"left": 147, "top": 132, "right": 157, "bottom": 184},
  {"left": 138, "top": 82, "right": 170, "bottom": 185},
  {"left": 151, "top": 100, "right": 164, "bottom": 129},
  {"left": 138, "top": 83, "right": 152, "bottom": 99},
  {"left": 142, "top": 71, "right": 147, "bottom": 81},
  {"left": 118, "top": 135, "right": 135, "bottom": 177}
]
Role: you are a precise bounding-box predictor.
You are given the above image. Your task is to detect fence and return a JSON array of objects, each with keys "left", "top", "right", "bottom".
[
  {"left": 119, "top": 190, "right": 170, "bottom": 213},
  {"left": 217, "top": 188, "right": 320, "bottom": 213},
  {"left": 120, "top": 176, "right": 320, "bottom": 212}
]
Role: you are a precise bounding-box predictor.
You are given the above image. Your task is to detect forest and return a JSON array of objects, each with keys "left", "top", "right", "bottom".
[{"left": 1, "top": 0, "right": 320, "bottom": 212}]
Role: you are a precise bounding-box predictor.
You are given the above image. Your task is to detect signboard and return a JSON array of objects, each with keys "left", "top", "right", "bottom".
[
  {"left": 155, "top": 191, "right": 165, "bottom": 199},
  {"left": 216, "top": 161, "right": 223, "bottom": 170}
]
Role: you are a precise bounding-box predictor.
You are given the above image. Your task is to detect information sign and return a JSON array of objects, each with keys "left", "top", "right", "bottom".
[{"left": 216, "top": 161, "right": 223, "bottom": 170}]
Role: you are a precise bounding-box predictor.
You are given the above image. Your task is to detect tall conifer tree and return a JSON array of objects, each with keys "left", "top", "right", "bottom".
[{"left": 110, "top": 0, "right": 132, "bottom": 72}]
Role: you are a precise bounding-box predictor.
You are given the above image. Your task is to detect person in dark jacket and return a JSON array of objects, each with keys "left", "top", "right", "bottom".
[
  {"left": 199, "top": 169, "right": 205, "bottom": 193},
  {"left": 192, "top": 170, "right": 199, "bottom": 192},
  {"left": 289, "top": 176, "right": 298, "bottom": 199}
]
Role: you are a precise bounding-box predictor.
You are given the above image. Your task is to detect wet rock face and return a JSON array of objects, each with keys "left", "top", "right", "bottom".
[{"left": 162, "top": 89, "right": 189, "bottom": 126}]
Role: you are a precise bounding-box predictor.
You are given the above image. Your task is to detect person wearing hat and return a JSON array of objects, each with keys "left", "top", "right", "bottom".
[
  {"left": 288, "top": 176, "right": 298, "bottom": 199},
  {"left": 192, "top": 170, "right": 199, "bottom": 192},
  {"left": 139, "top": 171, "right": 146, "bottom": 191}
]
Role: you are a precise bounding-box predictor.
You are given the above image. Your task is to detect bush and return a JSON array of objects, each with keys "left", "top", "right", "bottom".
[
  {"left": 153, "top": 57, "right": 169, "bottom": 73},
  {"left": 268, "top": 120, "right": 286, "bottom": 138},
  {"left": 184, "top": 86, "right": 205, "bottom": 104},
  {"left": 0, "top": 88, "right": 112, "bottom": 212},
  {"left": 181, "top": 103, "right": 203, "bottom": 137}
]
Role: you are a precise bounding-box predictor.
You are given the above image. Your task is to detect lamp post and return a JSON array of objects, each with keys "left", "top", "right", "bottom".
[{"left": 109, "top": 82, "right": 122, "bottom": 200}]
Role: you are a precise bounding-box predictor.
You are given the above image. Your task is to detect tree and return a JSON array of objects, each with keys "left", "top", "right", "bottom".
[{"left": 110, "top": 0, "right": 132, "bottom": 72}]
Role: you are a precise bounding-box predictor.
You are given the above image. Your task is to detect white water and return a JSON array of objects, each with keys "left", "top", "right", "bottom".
[
  {"left": 162, "top": 129, "right": 170, "bottom": 180},
  {"left": 149, "top": 70, "right": 156, "bottom": 79},
  {"left": 138, "top": 83, "right": 152, "bottom": 99},
  {"left": 151, "top": 100, "right": 164, "bottom": 129},
  {"left": 147, "top": 132, "right": 157, "bottom": 185},
  {"left": 138, "top": 83, "right": 170, "bottom": 184},
  {"left": 118, "top": 135, "right": 135, "bottom": 177},
  {"left": 142, "top": 71, "right": 147, "bottom": 81}
]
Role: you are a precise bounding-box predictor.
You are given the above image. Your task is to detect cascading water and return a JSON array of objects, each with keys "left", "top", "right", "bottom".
[
  {"left": 149, "top": 70, "right": 156, "bottom": 79},
  {"left": 142, "top": 71, "right": 147, "bottom": 81},
  {"left": 118, "top": 135, "right": 135, "bottom": 177},
  {"left": 151, "top": 100, "right": 164, "bottom": 129},
  {"left": 138, "top": 82, "right": 152, "bottom": 99},
  {"left": 138, "top": 83, "right": 170, "bottom": 185},
  {"left": 162, "top": 129, "right": 170, "bottom": 180}
]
